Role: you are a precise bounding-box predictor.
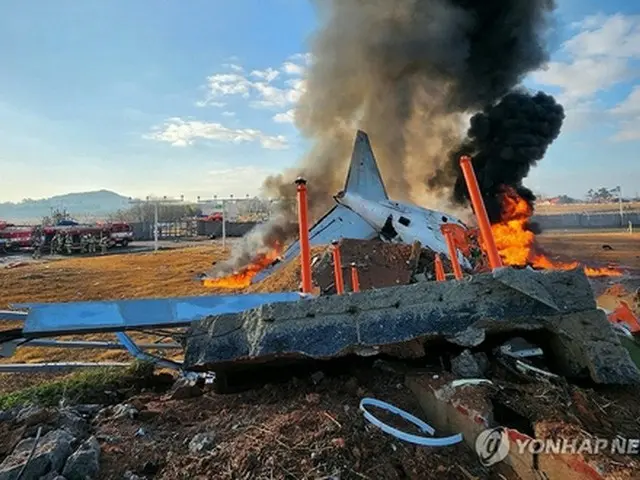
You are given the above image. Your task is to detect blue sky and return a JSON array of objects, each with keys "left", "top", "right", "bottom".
[{"left": 0, "top": 0, "right": 639, "bottom": 203}]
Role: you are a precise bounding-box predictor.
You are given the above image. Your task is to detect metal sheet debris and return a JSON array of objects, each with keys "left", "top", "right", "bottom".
[{"left": 15, "top": 292, "right": 304, "bottom": 337}]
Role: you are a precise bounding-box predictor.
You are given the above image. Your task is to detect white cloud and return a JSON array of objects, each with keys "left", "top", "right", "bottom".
[
  {"left": 533, "top": 57, "right": 631, "bottom": 100},
  {"left": 611, "top": 85, "right": 640, "bottom": 141},
  {"left": 147, "top": 118, "right": 288, "bottom": 150},
  {"left": 289, "top": 53, "right": 312, "bottom": 65},
  {"left": 565, "top": 14, "right": 640, "bottom": 59},
  {"left": 282, "top": 61, "right": 305, "bottom": 75},
  {"left": 533, "top": 13, "right": 640, "bottom": 138},
  {"left": 533, "top": 14, "right": 640, "bottom": 99},
  {"left": 223, "top": 63, "right": 244, "bottom": 72},
  {"left": 199, "top": 63, "right": 307, "bottom": 112},
  {"left": 611, "top": 85, "right": 640, "bottom": 116},
  {"left": 197, "top": 100, "right": 225, "bottom": 108},
  {"left": 250, "top": 68, "right": 280, "bottom": 82},
  {"left": 273, "top": 109, "right": 295, "bottom": 124},
  {"left": 197, "top": 73, "right": 252, "bottom": 107},
  {"left": 222, "top": 111, "right": 236, "bottom": 117}
]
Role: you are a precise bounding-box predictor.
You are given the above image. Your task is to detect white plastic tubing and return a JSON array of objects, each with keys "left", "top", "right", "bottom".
[{"left": 359, "top": 397, "right": 463, "bottom": 447}]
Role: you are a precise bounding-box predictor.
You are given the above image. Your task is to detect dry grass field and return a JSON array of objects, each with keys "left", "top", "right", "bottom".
[
  {"left": 537, "top": 231, "right": 640, "bottom": 270},
  {"left": 0, "top": 230, "right": 638, "bottom": 391},
  {"left": 535, "top": 201, "right": 640, "bottom": 215}
]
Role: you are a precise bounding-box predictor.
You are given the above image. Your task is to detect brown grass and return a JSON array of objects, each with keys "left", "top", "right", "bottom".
[
  {"left": 1, "top": 231, "right": 639, "bottom": 392},
  {"left": 538, "top": 231, "right": 640, "bottom": 271},
  {"left": 0, "top": 246, "right": 237, "bottom": 374}
]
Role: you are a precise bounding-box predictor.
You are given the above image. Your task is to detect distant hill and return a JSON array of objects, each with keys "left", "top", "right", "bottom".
[{"left": 0, "top": 190, "right": 131, "bottom": 223}]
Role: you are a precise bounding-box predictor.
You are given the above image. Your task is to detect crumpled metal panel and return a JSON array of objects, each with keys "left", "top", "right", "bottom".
[
  {"left": 17, "top": 292, "right": 303, "bottom": 337},
  {"left": 252, "top": 204, "right": 378, "bottom": 284}
]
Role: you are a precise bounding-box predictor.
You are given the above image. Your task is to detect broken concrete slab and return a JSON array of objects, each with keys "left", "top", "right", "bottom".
[
  {"left": 184, "top": 268, "right": 640, "bottom": 385},
  {"left": 0, "top": 429, "right": 74, "bottom": 480}
]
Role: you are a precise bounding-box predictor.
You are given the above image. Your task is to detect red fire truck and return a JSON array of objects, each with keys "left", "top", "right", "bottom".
[{"left": 0, "top": 222, "right": 134, "bottom": 253}]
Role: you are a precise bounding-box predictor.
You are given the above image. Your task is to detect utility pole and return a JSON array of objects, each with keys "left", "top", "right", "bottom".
[
  {"left": 221, "top": 199, "right": 226, "bottom": 248},
  {"left": 615, "top": 185, "right": 624, "bottom": 227},
  {"left": 198, "top": 195, "right": 239, "bottom": 249},
  {"left": 129, "top": 195, "right": 184, "bottom": 252}
]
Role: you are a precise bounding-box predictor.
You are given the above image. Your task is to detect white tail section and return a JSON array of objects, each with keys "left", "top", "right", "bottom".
[{"left": 343, "top": 130, "right": 388, "bottom": 201}]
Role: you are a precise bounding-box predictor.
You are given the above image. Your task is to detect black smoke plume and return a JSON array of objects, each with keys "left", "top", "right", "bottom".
[
  {"left": 431, "top": 91, "right": 565, "bottom": 223},
  {"left": 212, "top": 0, "right": 559, "bottom": 277}
]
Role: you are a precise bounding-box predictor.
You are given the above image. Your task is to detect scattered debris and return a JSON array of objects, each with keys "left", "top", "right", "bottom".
[
  {"left": 359, "top": 397, "right": 463, "bottom": 446},
  {"left": 186, "top": 269, "right": 640, "bottom": 387},
  {"left": 62, "top": 436, "right": 101, "bottom": 480},
  {"left": 451, "top": 350, "right": 487, "bottom": 379},
  {"left": 167, "top": 377, "right": 203, "bottom": 400},
  {"left": 0, "top": 429, "right": 74, "bottom": 480},
  {"left": 188, "top": 433, "right": 216, "bottom": 454}
]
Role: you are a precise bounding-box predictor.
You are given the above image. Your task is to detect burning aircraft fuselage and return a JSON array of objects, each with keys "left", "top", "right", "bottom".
[
  {"left": 334, "top": 190, "right": 469, "bottom": 265},
  {"left": 250, "top": 130, "right": 471, "bottom": 284}
]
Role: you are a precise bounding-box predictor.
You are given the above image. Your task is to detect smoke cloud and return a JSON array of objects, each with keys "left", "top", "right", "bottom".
[
  {"left": 211, "top": 0, "right": 559, "bottom": 277},
  {"left": 431, "top": 91, "right": 565, "bottom": 222}
]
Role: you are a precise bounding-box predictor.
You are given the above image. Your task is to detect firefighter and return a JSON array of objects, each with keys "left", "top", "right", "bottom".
[
  {"left": 88, "top": 235, "right": 96, "bottom": 254},
  {"left": 79, "top": 234, "right": 88, "bottom": 254},
  {"left": 32, "top": 228, "right": 42, "bottom": 259},
  {"left": 99, "top": 235, "right": 108, "bottom": 255},
  {"left": 50, "top": 232, "right": 60, "bottom": 255},
  {"left": 64, "top": 232, "right": 73, "bottom": 255}
]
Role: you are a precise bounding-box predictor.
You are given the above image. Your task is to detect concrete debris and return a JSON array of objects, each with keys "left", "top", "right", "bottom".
[
  {"left": 185, "top": 268, "right": 640, "bottom": 385},
  {"left": 167, "top": 377, "right": 203, "bottom": 400},
  {"left": 0, "top": 429, "right": 74, "bottom": 480},
  {"left": 123, "top": 471, "right": 145, "bottom": 480},
  {"left": 188, "top": 433, "right": 216, "bottom": 454},
  {"left": 58, "top": 409, "right": 90, "bottom": 439},
  {"left": 0, "top": 410, "right": 13, "bottom": 423},
  {"left": 451, "top": 350, "right": 488, "bottom": 378},
  {"left": 445, "top": 327, "right": 485, "bottom": 347},
  {"left": 39, "top": 473, "right": 67, "bottom": 480},
  {"left": 310, "top": 371, "right": 325, "bottom": 385},
  {"left": 16, "top": 405, "right": 50, "bottom": 426},
  {"left": 62, "top": 436, "right": 101, "bottom": 480},
  {"left": 110, "top": 404, "right": 139, "bottom": 421},
  {"left": 72, "top": 405, "right": 103, "bottom": 418}
]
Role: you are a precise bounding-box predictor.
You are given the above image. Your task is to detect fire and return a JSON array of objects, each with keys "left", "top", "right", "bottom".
[
  {"left": 203, "top": 246, "right": 282, "bottom": 289},
  {"left": 490, "top": 188, "right": 622, "bottom": 278}
]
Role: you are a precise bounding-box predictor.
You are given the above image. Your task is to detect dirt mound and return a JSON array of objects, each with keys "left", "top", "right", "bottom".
[
  {"left": 249, "top": 239, "right": 448, "bottom": 294},
  {"left": 94, "top": 366, "right": 488, "bottom": 480},
  {"left": 246, "top": 246, "right": 325, "bottom": 294}
]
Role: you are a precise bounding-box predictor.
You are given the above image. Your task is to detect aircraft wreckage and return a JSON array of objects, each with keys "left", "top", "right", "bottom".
[{"left": 1, "top": 130, "right": 638, "bottom": 393}]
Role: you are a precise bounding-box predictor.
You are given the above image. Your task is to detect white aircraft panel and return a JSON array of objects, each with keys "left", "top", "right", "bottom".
[{"left": 252, "top": 204, "right": 378, "bottom": 284}]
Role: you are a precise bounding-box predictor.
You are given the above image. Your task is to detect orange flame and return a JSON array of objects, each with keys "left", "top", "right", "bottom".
[
  {"left": 491, "top": 188, "right": 622, "bottom": 278},
  {"left": 203, "top": 245, "right": 282, "bottom": 289}
]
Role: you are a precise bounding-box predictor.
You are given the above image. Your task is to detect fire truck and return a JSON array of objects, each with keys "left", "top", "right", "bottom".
[
  {"left": 0, "top": 222, "right": 134, "bottom": 253},
  {"left": 0, "top": 223, "right": 36, "bottom": 251}
]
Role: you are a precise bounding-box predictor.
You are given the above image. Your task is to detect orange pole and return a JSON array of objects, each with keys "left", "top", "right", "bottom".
[
  {"left": 295, "top": 177, "right": 312, "bottom": 293},
  {"left": 459, "top": 155, "right": 503, "bottom": 270},
  {"left": 443, "top": 231, "right": 464, "bottom": 280},
  {"left": 350, "top": 262, "right": 360, "bottom": 293},
  {"left": 434, "top": 254, "right": 446, "bottom": 281},
  {"left": 331, "top": 240, "right": 345, "bottom": 295}
]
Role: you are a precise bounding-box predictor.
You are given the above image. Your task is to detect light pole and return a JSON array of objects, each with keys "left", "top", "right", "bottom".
[
  {"left": 198, "top": 195, "right": 238, "bottom": 248},
  {"left": 618, "top": 185, "right": 624, "bottom": 227},
  {"left": 129, "top": 195, "right": 184, "bottom": 252}
]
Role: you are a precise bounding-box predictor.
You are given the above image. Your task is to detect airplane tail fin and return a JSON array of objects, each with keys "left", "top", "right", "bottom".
[{"left": 343, "top": 130, "right": 388, "bottom": 201}]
